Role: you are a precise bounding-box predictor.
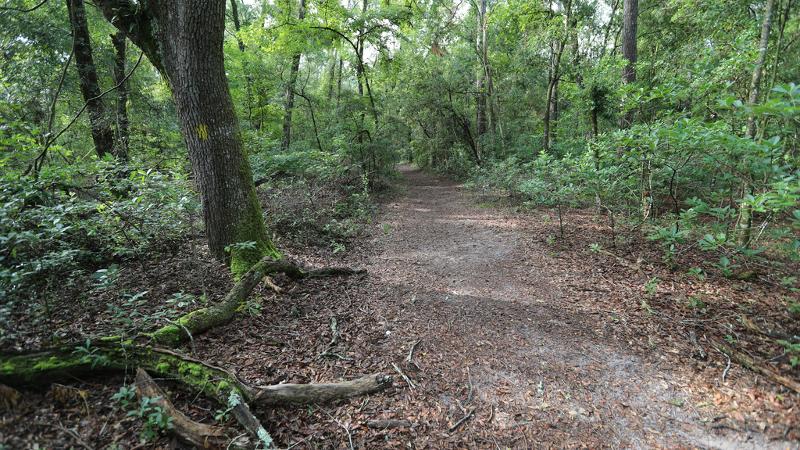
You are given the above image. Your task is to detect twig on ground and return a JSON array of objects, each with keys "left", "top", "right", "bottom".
[
  {"left": 715, "top": 343, "right": 800, "bottom": 393},
  {"left": 227, "top": 434, "right": 248, "bottom": 450},
  {"left": 320, "top": 406, "right": 355, "bottom": 450},
  {"left": 406, "top": 339, "right": 421, "bottom": 364},
  {"left": 449, "top": 408, "right": 475, "bottom": 432},
  {"left": 165, "top": 318, "right": 194, "bottom": 353},
  {"left": 329, "top": 316, "right": 339, "bottom": 346},
  {"left": 392, "top": 362, "right": 416, "bottom": 390},
  {"left": 366, "top": 419, "right": 412, "bottom": 429},
  {"left": 720, "top": 349, "right": 732, "bottom": 384},
  {"left": 263, "top": 276, "right": 283, "bottom": 294},
  {"left": 319, "top": 351, "right": 352, "bottom": 361},
  {"left": 56, "top": 422, "right": 93, "bottom": 450}
]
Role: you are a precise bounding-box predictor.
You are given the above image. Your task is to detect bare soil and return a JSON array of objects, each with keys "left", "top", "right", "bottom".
[{"left": 2, "top": 164, "right": 798, "bottom": 449}]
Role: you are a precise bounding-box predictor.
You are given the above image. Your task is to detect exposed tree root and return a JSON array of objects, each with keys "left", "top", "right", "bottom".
[
  {"left": 0, "top": 257, "right": 371, "bottom": 446},
  {"left": 0, "top": 344, "right": 390, "bottom": 446},
  {"left": 149, "top": 257, "right": 365, "bottom": 347}
]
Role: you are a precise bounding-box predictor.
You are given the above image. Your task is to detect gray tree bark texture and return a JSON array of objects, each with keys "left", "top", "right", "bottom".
[
  {"left": 95, "top": 0, "right": 279, "bottom": 272},
  {"left": 66, "top": 0, "right": 115, "bottom": 159}
]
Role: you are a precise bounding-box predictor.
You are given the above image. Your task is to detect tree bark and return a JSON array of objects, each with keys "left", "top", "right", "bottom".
[
  {"left": 281, "top": 0, "right": 306, "bottom": 151},
  {"left": 111, "top": 31, "right": 129, "bottom": 162},
  {"left": 66, "top": 0, "right": 115, "bottom": 159},
  {"left": 96, "top": 0, "right": 279, "bottom": 273}
]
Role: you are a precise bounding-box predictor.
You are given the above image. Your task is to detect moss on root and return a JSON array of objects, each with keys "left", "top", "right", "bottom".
[{"left": 0, "top": 346, "right": 248, "bottom": 405}]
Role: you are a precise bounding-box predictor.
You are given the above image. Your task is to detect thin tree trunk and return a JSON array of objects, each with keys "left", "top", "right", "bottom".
[
  {"left": 281, "top": 0, "right": 306, "bottom": 151},
  {"left": 543, "top": 41, "right": 565, "bottom": 152},
  {"left": 326, "top": 49, "right": 337, "bottom": 100},
  {"left": 762, "top": 0, "right": 792, "bottom": 131},
  {"left": 543, "top": 0, "right": 571, "bottom": 153},
  {"left": 111, "top": 31, "right": 129, "bottom": 161},
  {"left": 600, "top": 0, "right": 620, "bottom": 57},
  {"left": 97, "top": 0, "right": 279, "bottom": 272},
  {"left": 620, "top": 0, "right": 638, "bottom": 129},
  {"left": 336, "top": 58, "right": 343, "bottom": 109},
  {"left": 475, "top": 0, "right": 488, "bottom": 152},
  {"left": 230, "top": 0, "right": 255, "bottom": 126},
  {"left": 738, "top": 0, "right": 776, "bottom": 246},
  {"left": 230, "top": 0, "right": 246, "bottom": 52},
  {"left": 295, "top": 90, "right": 324, "bottom": 152},
  {"left": 66, "top": 0, "right": 115, "bottom": 159},
  {"left": 619, "top": 0, "right": 648, "bottom": 219}
]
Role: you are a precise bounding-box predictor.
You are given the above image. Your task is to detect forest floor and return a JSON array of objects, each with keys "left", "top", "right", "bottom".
[{"left": 3, "top": 164, "right": 799, "bottom": 449}]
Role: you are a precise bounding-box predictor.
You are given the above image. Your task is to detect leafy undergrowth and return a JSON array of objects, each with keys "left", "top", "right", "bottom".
[
  {"left": 254, "top": 149, "right": 383, "bottom": 256},
  {"left": 0, "top": 240, "right": 233, "bottom": 353},
  {"left": 2, "top": 168, "right": 798, "bottom": 448}
]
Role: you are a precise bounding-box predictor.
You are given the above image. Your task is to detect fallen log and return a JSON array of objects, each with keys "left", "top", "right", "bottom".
[
  {"left": 253, "top": 373, "right": 392, "bottom": 406},
  {"left": 0, "top": 344, "right": 390, "bottom": 446}
]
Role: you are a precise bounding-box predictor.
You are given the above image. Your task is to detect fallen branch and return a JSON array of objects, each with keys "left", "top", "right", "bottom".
[
  {"left": 715, "top": 343, "right": 800, "bottom": 393},
  {"left": 0, "top": 256, "right": 370, "bottom": 446},
  {"left": 392, "top": 363, "right": 416, "bottom": 390},
  {"left": 134, "top": 368, "right": 240, "bottom": 449},
  {"left": 366, "top": 419, "right": 412, "bottom": 429},
  {"left": 448, "top": 408, "right": 474, "bottom": 432},
  {"left": 253, "top": 374, "right": 391, "bottom": 406},
  {"left": 406, "top": 339, "right": 421, "bottom": 365}
]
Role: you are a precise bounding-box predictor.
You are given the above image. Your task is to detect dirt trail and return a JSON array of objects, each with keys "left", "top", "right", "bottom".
[{"left": 358, "top": 165, "right": 791, "bottom": 449}]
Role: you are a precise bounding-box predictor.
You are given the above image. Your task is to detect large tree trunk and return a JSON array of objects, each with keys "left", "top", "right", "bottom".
[
  {"left": 66, "top": 0, "right": 115, "bottom": 159},
  {"left": 111, "top": 31, "right": 129, "bottom": 162},
  {"left": 281, "top": 0, "right": 306, "bottom": 151},
  {"left": 738, "top": 0, "right": 775, "bottom": 246},
  {"left": 96, "top": 0, "right": 279, "bottom": 273}
]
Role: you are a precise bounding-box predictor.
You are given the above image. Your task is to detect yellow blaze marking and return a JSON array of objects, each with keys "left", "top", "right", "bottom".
[{"left": 197, "top": 124, "right": 209, "bottom": 141}]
